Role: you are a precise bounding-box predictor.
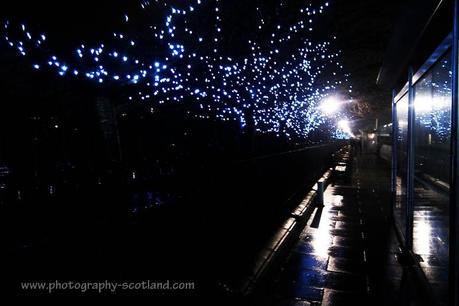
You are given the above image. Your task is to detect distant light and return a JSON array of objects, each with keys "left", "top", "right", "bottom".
[
  {"left": 33, "top": 64, "right": 40, "bottom": 69},
  {"left": 319, "top": 96, "right": 341, "bottom": 115}
]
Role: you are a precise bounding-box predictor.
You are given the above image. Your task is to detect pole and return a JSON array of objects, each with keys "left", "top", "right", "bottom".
[
  {"left": 406, "top": 67, "right": 415, "bottom": 251},
  {"left": 391, "top": 90, "right": 397, "bottom": 222},
  {"left": 450, "top": 1, "right": 459, "bottom": 305}
]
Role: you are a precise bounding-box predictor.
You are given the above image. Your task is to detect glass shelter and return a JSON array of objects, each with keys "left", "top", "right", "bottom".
[{"left": 391, "top": 27, "right": 458, "bottom": 306}]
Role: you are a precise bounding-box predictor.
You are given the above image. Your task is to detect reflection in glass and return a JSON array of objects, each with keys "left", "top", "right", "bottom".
[{"left": 413, "top": 51, "right": 451, "bottom": 306}]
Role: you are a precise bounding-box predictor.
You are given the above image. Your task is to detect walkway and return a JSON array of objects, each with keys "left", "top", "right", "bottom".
[{"left": 258, "top": 152, "right": 412, "bottom": 306}]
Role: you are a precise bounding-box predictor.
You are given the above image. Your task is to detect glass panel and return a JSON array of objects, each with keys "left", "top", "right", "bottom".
[
  {"left": 413, "top": 51, "right": 451, "bottom": 306},
  {"left": 395, "top": 94, "right": 408, "bottom": 237}
]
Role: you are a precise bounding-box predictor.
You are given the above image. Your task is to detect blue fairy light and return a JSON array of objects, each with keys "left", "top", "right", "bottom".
[{"left": 0, "top": 0, "right": 352, "bottom": 140}]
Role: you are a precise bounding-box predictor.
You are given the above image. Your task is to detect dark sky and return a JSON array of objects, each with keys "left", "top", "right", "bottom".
[{"left": 329, "top": 0, "right": 403, "bottom": 126}]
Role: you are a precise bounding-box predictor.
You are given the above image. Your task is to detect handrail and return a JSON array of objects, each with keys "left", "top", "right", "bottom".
[{"left": 234, "top": 142, "right": 343, "bottom": 164}]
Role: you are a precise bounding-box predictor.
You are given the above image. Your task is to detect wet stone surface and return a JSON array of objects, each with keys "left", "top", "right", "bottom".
[{"left": 263, "top": 153, "right": 410, "bottom": 306}]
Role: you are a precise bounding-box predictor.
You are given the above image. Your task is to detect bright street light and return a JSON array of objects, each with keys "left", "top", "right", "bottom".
[{"left": 319, "top": 96, "right": 341, "bottom": 115}]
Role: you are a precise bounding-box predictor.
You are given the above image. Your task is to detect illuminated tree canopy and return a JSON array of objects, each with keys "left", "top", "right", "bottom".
[{"left": 0, "top": 0, "right": 353, "bottom": 139}]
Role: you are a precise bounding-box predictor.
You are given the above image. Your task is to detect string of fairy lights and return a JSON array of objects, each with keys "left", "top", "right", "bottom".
[{"left": 0, "top": 0, "right": 354, "bottom": 140}]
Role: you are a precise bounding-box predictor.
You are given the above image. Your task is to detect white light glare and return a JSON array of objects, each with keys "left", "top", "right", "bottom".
[
  {"left": 319, "top": 96, "right": 341, "bottom": 115},
  {"left": 338, "top": 119, "right": 354, "bottom": 137}
]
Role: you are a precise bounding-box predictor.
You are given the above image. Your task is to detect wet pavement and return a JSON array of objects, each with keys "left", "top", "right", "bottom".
[
  {"left": 257, "top": 152, "right": 423, "bottom": 306},
  {"left": 412, "top": 181, "right": 449, "bottom": 305}
]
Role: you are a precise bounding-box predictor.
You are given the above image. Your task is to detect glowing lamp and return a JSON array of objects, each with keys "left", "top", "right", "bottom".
[{"left": 319, "top": 97, "right": 341, "bottom": 115}]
